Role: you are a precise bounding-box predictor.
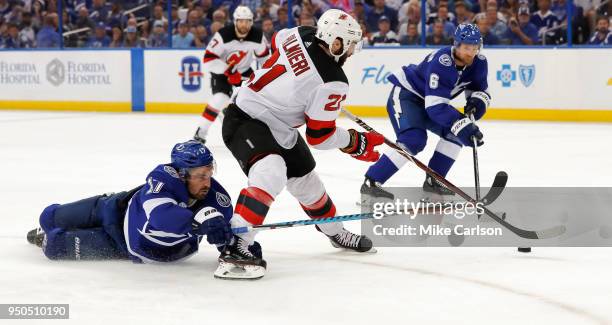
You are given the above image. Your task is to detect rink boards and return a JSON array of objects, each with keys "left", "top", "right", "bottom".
[{"left": 0, "top": 47, "right": 611, "bottom": 122}]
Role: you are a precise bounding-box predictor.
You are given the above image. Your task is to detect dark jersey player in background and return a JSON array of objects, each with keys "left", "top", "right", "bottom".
[
  {"left": 361, "top": 23, "right": 491, "bottom": 199},
  {"left": 194, "top": 6, "right": 269, "bottom": 143}
]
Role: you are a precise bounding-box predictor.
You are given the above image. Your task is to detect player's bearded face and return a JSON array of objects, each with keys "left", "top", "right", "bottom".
[
  {"left": 455, "top": 43, "right": 479, "bottom": 65},
  {"left": 331, "top": 38, "right": 358, "bottom": 66},
  {"left": 186, "top": 166, "right": 213, "bottom": 199},
  {"left": 235, "top": 19, "right": 252, "bottom": 37}
]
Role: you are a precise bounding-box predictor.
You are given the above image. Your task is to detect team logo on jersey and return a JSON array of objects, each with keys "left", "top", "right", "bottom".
[
  {"left": 439, "top": 54, "right": 452, "bottom": 67},
  {"left": 496, "top": 64, "right": 517, "bottom": 87},
  {"left": 226, "top": 50, "right": 247, "bottom": 67},
  {"left": 518, "top": 65, "right": 535, "bottom": 87},
  {"left": 216, "top": 192, "right": 231, "bottom": 207},
  {"left": 179, "top": 56, "right": 203, "bottom": 92},
  {"left": 164, "top": 165, "right": 180, "bottom": 178}
]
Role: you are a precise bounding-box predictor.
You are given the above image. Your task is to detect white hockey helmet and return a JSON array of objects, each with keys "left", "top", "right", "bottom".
[
  {"left": 233, "top": 6, "right": 254, "bottom": 22},
  {"left": 316, "top": 9, "right": 362, "bottom": 61}
]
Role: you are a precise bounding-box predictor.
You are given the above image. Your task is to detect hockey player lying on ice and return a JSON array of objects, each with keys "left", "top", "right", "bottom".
[{"left": 26, "top": 140, "right": 251, "bottom": 277}]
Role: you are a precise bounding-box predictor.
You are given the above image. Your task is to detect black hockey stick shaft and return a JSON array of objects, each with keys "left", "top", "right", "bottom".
[
  {"left": 342, "top": 108, "right": 565, "bottom": 239},
  {"left": 469, "top": 114, "right": 481, "bottom": 201}
]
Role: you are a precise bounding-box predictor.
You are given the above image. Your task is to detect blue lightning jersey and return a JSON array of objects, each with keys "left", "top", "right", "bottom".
[
  {"left": 387, "top": 46, "right": 489, "bottom": 128},
  {"left": 123, "top": 164, "right": 233, "bottom": 263}
]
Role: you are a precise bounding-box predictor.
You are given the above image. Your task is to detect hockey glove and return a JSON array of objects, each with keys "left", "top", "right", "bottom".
[
  {"left": 451, "top": 117, "right": 483, "bottom": 148},
  {"left": 192, "top": 207, "right": 232, "bottom": 245},
  {"left": 224, "top": 69, "right": 243, "bottom": 86},
  {"left": 464, "top": 91, "right": 490, "bottom": 121},
  {"left": 341, "top": 129, "right": 385, "bottom": 162}
]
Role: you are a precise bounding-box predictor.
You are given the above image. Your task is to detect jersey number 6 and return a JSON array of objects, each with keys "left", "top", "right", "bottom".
[{"left": 248, "top": 50, "right": 287, "bottom": 92}]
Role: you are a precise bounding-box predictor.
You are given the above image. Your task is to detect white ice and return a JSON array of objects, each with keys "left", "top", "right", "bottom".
[{"left": 1, "top": 111, "right": 611, "bottom": 325}]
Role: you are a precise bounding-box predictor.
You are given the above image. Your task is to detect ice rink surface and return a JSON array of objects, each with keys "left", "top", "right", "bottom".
[{"left": 1, "top": 110, "right": 612, "bottom": 325}]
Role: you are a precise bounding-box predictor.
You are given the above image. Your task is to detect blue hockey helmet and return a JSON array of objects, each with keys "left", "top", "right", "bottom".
[
  {"left": 171, "top": 140, "right": 214, "bottom": 171},
  {"left": 453, "top": 23, "right": 482, "bottom": 48}
]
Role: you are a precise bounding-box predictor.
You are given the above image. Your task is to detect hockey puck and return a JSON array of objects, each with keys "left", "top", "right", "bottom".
[{"left": 517, "top": 247, "right": 531, "bottom": 253}]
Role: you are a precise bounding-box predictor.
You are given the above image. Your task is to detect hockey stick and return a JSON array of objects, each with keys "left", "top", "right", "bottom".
[
  {"left": 341, "top": 108, "right": 565, "bottom": 240},
  {"left": 469, "top": 114, "right": 481, "bottom": 202},
  {"left": 232, "top": 205, "right": 455, "bottom": 234}
]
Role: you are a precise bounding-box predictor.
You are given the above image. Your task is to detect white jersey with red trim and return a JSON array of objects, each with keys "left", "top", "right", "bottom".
[
  {"left": 234, "top": 26, "right": 351, "bottom": 150},
  {"left": 203, "top": 25, "right": 269, "bottom": 75}
]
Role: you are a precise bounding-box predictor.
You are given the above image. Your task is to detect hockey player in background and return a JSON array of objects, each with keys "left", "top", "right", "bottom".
[
  {"left": 361, "top": 23, "right": 490, "bottom": 199},
  {"left": 217, "top": 9, "right": 384, "bottom": 280},
  {"left": 26, "top": 141, "right": 258, "bottom": 272},
  {"left": 194, "top": 6, "right": 270, "bottom": 143}
]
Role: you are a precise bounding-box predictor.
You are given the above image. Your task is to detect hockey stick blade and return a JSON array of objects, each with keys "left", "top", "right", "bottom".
[{"left": 481, "top": 171, "right": 508, "bottom": 205}]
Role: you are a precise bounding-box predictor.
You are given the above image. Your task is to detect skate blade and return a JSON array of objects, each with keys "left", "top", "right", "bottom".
[
  {"left": 330, "top": 241, "right": 378, "bottom": 254},
  {"left": 213, "top": 262, "right": 265, "bottom": 280}
]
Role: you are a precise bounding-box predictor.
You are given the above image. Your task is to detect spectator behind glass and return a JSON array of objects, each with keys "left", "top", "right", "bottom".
[
  {"left": 173, "top": 21, "right": 194, "bottom": 48},
  {"left": 199, "top": 0, "right": 214, "bottom": 20},
  {"left": 371, "top": 15, "right": 399, "bottom": 44},
  {"left": 148, "top": 20, "right": 168, "bottom": 47},
  {"left": 366, "top": 0, "right": 399, "bottom": 33},
  {"left": 3, "top": 22, "right": 20, "bottom": 48},
  {"left": 109, "top": 25, "right": 123, "bottom": 47},
  {"left": 187, "top": 9, "right": 208, "bottom": 28},
  {"left": 108, "top": 2, "right": 126, "bottom": 29},
  {"left": 261, "top": 17, "right": 274, "bottom": 42},
  {"left": 75, "top": 6, "right": 95, "bottom": 45},
  {"left": 588, "top": 16, "right": 612, "bottom": 45},
  {"left": 454, "top": 1, "right": 474, "bottom": 25},
  {"left": 87, "top": 22, "right": 110, "bottom": 47},
  {"left": 398, "top": 0, "right": 421, "bottom": 26},
  {"left": 486, "top": 4, "right": 508, "bottom": 39},
  {"left": 426, "top": 19, "right": 452, "bottom": 45},
  {"left": 359, "top": 20, "right": 370, "bottom": 46},
  {"left": 275, "top": 7, "right": 289, "bottom": 30},
  {"left": 530, "top": 0, "right": 559, "bottom": 39},
  {"left": 90, "top": 0, "right": 110, "bottom": 24},
  {"left": 504, "top": 7, "right": 539, "bottom": 44},
  {"left": 123, "top": 25, "right": 143, "bottom": 47},
  {"left": 298, "top": 10, "right": 316, "bottom": 26},
  {"left": 351, "top": 0, "right": 366, "bottom": 22},
  {"left": 427, "top": 4, "right": 456, "bottom": 37},
  {"left": 212, "top": 8, "right": 228, "bottom": 26},
  {"left": 476, "top": 15, "right": 500, "bottom": 44},
  {"left": 61, "top": 10, "right": 78, "bottom": 47},
  {"left": 19, "top": 12, "right": 37, "bottom": 47},
  {"left": 36, "top": 13, "right": 60, "bottom": 48},
  {"left": 0, "top": 0, "right": 11, "bottom": 19},
  {"left": 31, "top": 0, "right": 43, "bottom": 30},
  {"left": 150, "top": 4, "right": 168, "bottom": 26},
  {"left": 191, "top": 25, "right": 209, "bottom": 47},
  {"left": 5, "top": 3, "right": 22, "bottom": 24},
  {"left": 400, "top": 22, "right": 420, "bottom": 45}
]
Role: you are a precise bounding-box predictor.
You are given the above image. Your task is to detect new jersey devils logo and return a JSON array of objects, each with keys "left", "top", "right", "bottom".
[{"left": 226, "top": 50, "right": 247, "bottom": 68}]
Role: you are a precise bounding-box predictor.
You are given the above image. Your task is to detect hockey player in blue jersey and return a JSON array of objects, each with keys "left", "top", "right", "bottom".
[
  {"left": 361, "top": 23, "right": 491, "bottom": 198},
  {"left": 26, "top": 140, "right": 256, "bottom": 271}
]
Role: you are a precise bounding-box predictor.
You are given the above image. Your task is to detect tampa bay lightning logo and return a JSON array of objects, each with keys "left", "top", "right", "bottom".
[
  {"left": 163, "top": 165, "right": 179, "bottom": 178},
  {"left": 519, "top": 65, "right": 535, "bottom": 87},
  {"left": 439, "top": 54, "right": 452, "bottom": 67},
  {"left": 179, "top": 56, "right": 202, "bottom": 92},
  {"left": 216, "top": 192, "right": 231, "bottom": 207}
]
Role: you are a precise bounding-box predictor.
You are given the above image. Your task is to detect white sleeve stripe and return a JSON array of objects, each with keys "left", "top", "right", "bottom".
[
  {"left": 392, "top": 68, "right": 424, "bottom": 99},
  {"left": 142, "top": 197, "right": 178, "bottom": 220},
  {"left": 425, "top": 95, "right": 450, "bottom": 109}
]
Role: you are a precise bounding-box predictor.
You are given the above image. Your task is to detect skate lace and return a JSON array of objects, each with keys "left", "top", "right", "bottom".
[
  {"left": 335, "top": 230, "right": 361, "bottom": 248},
  {"left": 237, "top": 239, "right": 255, "bottom": 258}
]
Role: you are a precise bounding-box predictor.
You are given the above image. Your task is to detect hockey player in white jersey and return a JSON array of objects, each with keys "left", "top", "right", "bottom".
[
  {"left": 216, "top": 9, "right": 385, "bottom": 280},
  {"left": 194, "top": 6, "right": 269, "bottom": 143}
]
